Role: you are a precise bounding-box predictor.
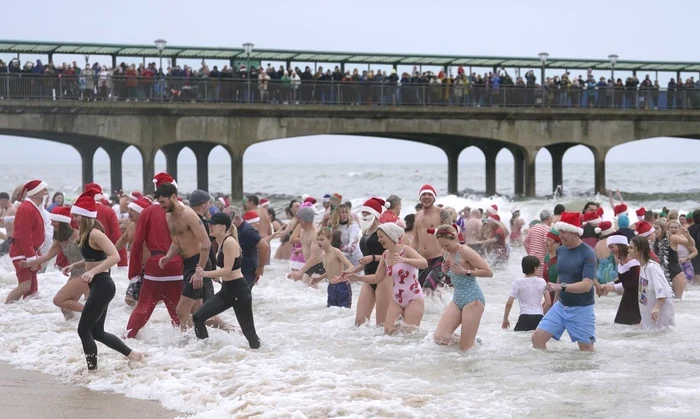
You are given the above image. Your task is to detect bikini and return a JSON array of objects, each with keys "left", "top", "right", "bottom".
[
  {"left": 447, "top": 250, "right": 485, "bottom": 309},
  {"left": 384, "top": 246, "right": 423, "bottom": 309},
  {"left": 217, "top": 237, "right": 242, "bottom": 271}
]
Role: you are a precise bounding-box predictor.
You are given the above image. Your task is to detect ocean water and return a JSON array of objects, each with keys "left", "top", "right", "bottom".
[{"left": 0, "top": 165, "right": 699, "bottom": 418}]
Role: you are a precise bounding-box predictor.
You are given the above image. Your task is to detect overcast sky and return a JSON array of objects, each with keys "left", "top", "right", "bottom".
[{"left": 2, "top": 0, "right": 700, "bottom": 165}]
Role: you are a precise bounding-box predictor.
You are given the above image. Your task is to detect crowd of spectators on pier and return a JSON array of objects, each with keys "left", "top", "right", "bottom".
[{"left": 1, "top": 57, "right": 700, "bottom": 109}]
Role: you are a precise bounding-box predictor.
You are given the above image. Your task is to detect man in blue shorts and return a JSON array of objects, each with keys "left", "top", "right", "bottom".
[{"left": 532, "top": 211, "right": 597, "bottom": 352}]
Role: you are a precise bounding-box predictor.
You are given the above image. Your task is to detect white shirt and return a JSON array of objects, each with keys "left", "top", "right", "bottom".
[
  {"left": 510, "top": 276, "right": 547, "bottom": 316},
  {"left": 639, "top": 261, "right": 675, "bottom": 331}
]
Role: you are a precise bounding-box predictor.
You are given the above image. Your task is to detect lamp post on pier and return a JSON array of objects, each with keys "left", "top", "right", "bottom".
[
  {"left": 243, "top": 42, "right": 255, "bottom": 102},
  {"left": 538, "top": 52, "right": 549, "bottom": 106},
  {"left": 608, "top": 54, "right": 619, "bottom": 81},
  {"left": 155, "top": 39, "right": 167, "bottom": 101}
]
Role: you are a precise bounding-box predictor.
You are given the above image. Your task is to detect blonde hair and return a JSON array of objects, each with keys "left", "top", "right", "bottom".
[
  {"left": 667, "top": 210, "right": 678, "bottom": 221},
  {"left": 76, "top": 217, "right": 104, "bottom": 247},
  {"left": 436, "top": 224, "right": 457, "bottom": 240},
  {"left": 11, "top": 184, "right": 24, "bottom": 202},
  {"left": 667, "top": 219, "right": 681, "bottom": 230},
  {"left": 444, "top": 207, "right": 458, "bottom": 223},
  {"left": 226, "top": 222, "right": 239, "bottom": 242},
  {"left": 329, "top": 204, "right": 352, "bottom": 228}
]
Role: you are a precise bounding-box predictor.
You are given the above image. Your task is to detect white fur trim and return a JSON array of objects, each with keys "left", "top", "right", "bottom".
[
  {"left": 637, "top": 215, "right": 644, "bottom": 221},
  {"left": 596, "top": 225, "right": 616, "bottom": 236},
  {"left": 10, "top": 255, "right": 26, "bottom": 261},
  {"left": 606, "top": 235, "right": 628, "bottom": 246},
  {"left": 26, "top": 181, "right": 47, "bottom": 196},
  {"left": 617, "top": 259, "right": 640, "bottom": 274},
  {"left": 361, "top": 206, "right": 380, "bottom": 219},
  {"left": 638, "top": 227, "right": 655, "bottom": 238},
  {"left": 302, "top": 194, "right": 310, "bottom": 201},
  {"left": 70, "top": 205, "right": 97, "bottom": 218},
  {"left": 49, "top": 213, "right": 72, "bottom": 224},
  {"left": 128, "top": 202, "right": 144, "bottom": 214},
  {"left": 486, "top": 206, "right": 498, "bottom": 215},
  {"left": 143, "top": 274, "right": 184, "bottom": 281},
  {"left": 245, "top": 216, "right": 260, "bottom": 224},
  {"left": 260, "top": 201, "right": 270, "bottom": 207},
  {"left": 94, "top": 194, "right": 103, "bottom": 201},
  {"left": 554, "top": 221, "right": 584, "bottom": 236},
  {"left": 419, "top": 188, "right": 436, "bottom": 198},
  {"left": 153, "top": 178, "right": 178, "bottom": 188},
  {"left": 128, "top": 192, "right": 140, "bottom": 201},
  {"left": 583, "top": 217, "right": 601, "bottom": 226}
]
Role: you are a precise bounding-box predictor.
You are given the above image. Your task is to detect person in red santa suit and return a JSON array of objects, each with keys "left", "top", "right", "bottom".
[
  {"left": 125, "top": 173, "right": 184, "bottom": 339},
  {"left": 5, "top": 180, "right": 48, "bottom": 303},
  {"left": 68, "top": 188, "right": 144, "bottom": 370},
  {"left": 84, "top": 183, "right": 126, "bottom": 269}
]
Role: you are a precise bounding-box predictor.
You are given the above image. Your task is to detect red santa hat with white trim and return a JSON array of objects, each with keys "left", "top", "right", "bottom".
[
  {"left": 128, "top": 191, "right": 144, "bottom": 201},
  {"left": 23, "top": 179, "right": 48, "bottom": 197},
  {"left": 486, "top": 204, "right": 500, "bottom": 221},
  {"left": 595, "top": 221, "right": 615, "bottom": 236},
  {"left": 49, "top": 206, "right": 72, "bottom": 224},
  {"left": 71, "top": 189, "right": 99, "bottom": 218},
  {"left": 84, "top": 182, "right": 104, "bottom": 200},
  {"left": 635, "top": 207, "right": 646, "bottom": 221},
  {"left": 361, "top": 197, "right": 389, "bottom": 219},
  {"left": 260, "top": 198, "right": 270, "bottom": 208},
  {"left": 153, "top": 172, "right": 178, "bottom": 189},
  {"left": 613, "top": 204, "right": 628, "bottom": 217},
  {"left": 128, "top": 197, "right": 151, "bottom": 214},
  {"left": 243, "top": 210, "right": 260, "bottom": 224},
  {"left": 554, "top": 211, "right": 584, "bottom": 235},
  {"left": 582, "top": 211, "right": 602, "bottom": 226},
  {"left": 419, "top": 184, "right": 437, "bottom": 199},
  {"left": 636, "top": 221, "right": 655, "bottom": 237},
  {"left": 218, "top": 197, "right": 229, "bottom": 207}
]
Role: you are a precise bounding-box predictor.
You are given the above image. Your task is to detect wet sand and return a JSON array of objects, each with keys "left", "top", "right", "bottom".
[{"left": 0, "top": 362, "right": 180, "bottom": 419}]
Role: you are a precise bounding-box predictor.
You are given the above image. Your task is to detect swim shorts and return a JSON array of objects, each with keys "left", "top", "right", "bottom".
[
  {"left": 537, "top": 301, "right": 596, "bottom": 344},
  {"left": 514, "top": 314, "right": 543, "bottom": 332},
  {"left": 418, "top": 256, "right": 451, "bottom": 291},
  {"left": 126, "top": 276, "right": 142, "bottom": 301},
  {"left": 327, "top": 282, "right": 352, "bottom": 308},
  {"left": 182, "top": 256, "right": 213, "bottom": 300}
]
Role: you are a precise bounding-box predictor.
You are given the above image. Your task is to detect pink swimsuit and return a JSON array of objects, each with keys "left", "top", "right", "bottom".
[{"left": 385, "top": 247, "right": 424, "bottom": 308}]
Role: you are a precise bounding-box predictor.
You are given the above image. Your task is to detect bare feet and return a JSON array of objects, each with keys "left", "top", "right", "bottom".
[
  {"left": 127, "top": 351, "right": 145, "bottom": 363},
  {"left": 61, "top": 309, "right": 75, "bottom": 321}
]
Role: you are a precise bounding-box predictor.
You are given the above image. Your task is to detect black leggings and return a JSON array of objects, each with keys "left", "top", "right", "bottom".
[
  {"left": 78, "top": 272, "right": 132, "bottom": 370},
  {"left": 192, "top": 279, "right": 260, "bottom": 348}
]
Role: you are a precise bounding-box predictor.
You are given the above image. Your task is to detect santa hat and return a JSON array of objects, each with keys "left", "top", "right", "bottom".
[
  {"left": 635, "top": 207, "right": 646, "bottom": 221},
  {"left": 260, "top": 199, "right": 270, "bottom": 208},
  {"left": 71, "top": 189, "right": 98, "bottom": 218},
  {"left": 595, "top": 221, "right": 615, "bottom": 236},
  {"left": 636, "top": 221, "right": 655, "bottom": 238},
  {"left": 596, "top": 207, "right": 604, "bottom": 217},
  {"left": 128, "top": 197, "right": 151, "bottom": 214},
  {"left": 153, "top": 172, "right": 177, "bottom": 189},
  {"left": 419, "top": 184, "right": 437, "bottom": 199},
  {"left": 554, "top": 211, "right": 584, "bottom": 235},
  {"left": 99, "top": 198, "right": 110, "bottom": 206},
  {"left": 304, "top": 196, "right": 317, "bottom": 205},
  {"left": 243, "top": 210, "right": 260, "bottom": 224},
  {"left": 614, "top": 204, "right": 628, "bottom": 217},
  {"left": 607, "top": 234, "right": 628, "bottom": 246},
  {"left": 582, "top": 212, "right": 601, "bottom": 226},
  {"left": 486, "top": 204, "right": 498, "bottom": 216},
  {"left": 128, "top": 191, "right": 144, "bottom": 201},
  {"left": 377, "top": 222, "right": 404, "bottom": 243},
  {"left": 361, "top": 197, "right": 389, "bottom": 219},
  {"left": 23, "top": 180, "right": 47, "bottom": 197},
  {"left": 218, "top": 197, "right": 229, "bottom": 207},
  {"left": 49, "top": 206, "right": 72, "bottom": 224},
  {"left": 84, "top": 182, "right": 104, "bottom": 200}
]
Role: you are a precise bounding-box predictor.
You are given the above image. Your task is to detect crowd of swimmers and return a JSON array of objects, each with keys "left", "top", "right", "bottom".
[{"left": 0, "top": 177, "right": 698, "bottom": 371}]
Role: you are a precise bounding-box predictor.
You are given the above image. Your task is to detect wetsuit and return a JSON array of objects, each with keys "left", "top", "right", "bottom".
[
  {"left": 192, "top": 237, "right": 260, "bottom": 348},
  {"left": 77, "top": 230, "right": 133, "bottom": 370}
]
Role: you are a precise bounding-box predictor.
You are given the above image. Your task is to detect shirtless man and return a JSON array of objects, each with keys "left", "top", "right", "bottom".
[
  {"left": 412, "top": 184, "right": 450, "bottom": 291},
  {"left": 155, "top": 184, "right": 212, "bottom": 330},
  {"left": 246, "top": 195, "right": 272, "bottom": 239},
  {"left": 464, "top": 209, "right": 484, "bottom": 246},
  {"left": 0, "top": 192, "right": 17, "bottom": 257},
  {"left": 289, "top": 206, "right": 324, "bottom": 286},
  {"left": 116, "top": 197, "right": 151, "bottom": 306}
]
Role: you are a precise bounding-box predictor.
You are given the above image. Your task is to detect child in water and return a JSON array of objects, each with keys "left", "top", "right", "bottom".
[
  {"left": 312, "top": 228, "right": 354, "bottom": 308},
  {"left": 502, "top": 256, "right": 551, "bottom": 331}
]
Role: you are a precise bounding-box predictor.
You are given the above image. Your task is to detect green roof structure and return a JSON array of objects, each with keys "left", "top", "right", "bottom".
[{"left": 1, "top": 40, "right": 699, "bottom": 72}]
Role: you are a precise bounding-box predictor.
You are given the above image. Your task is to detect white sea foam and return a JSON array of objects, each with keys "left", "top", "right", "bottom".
[{"left": 2, "top": 235, "right": 700, "bottom": 418}]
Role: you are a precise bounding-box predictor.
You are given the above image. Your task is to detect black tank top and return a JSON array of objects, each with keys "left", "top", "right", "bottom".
[
  {"left": 217, "top": 237, "right": 242, "bottom": 270},
  {"left": 81, "top": 230, "right": 107, "bottom": 262}
]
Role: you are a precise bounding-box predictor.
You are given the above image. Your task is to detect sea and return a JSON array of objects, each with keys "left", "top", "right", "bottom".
[{"left": 0, "top": 162, "right": 699, "bottom": 418}]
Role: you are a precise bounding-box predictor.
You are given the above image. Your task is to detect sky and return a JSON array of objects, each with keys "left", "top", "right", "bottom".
[{"left": 2, "top": 0, "right": 700, "bottom": 166}]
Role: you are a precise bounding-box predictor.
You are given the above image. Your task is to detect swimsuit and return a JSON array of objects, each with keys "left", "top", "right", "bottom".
[
  {"left": 448, "top": 250, "right": 485, "bottom": 309},
  {"left": 385, "top": 247, "right": 423, "bottom": 309},
  {"left": 289, "top": 243, "right": 306, "bottom": 271},
  {"left": 418, "top": 256, "right": 451, "bottom": 291}
]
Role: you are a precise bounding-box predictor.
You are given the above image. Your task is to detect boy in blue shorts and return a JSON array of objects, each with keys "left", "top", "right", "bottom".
[{"left": 313, "top": 228, "right": 354, "bottom": 308}]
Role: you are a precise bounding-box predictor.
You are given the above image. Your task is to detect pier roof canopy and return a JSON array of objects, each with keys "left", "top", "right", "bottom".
[{"left": 2, "top": 40, "right": 700, "bottom": 72}]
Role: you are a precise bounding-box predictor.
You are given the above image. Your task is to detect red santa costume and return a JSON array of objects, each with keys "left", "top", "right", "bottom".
[
  {"left": 125, "top": 172, "right": 184, "bottom": 338},
  {"left": 85, "top": 183, "right": 126, "bottom": 268},
  {"left": 9, "top": 180, "right": 47, "bottom": 298}
]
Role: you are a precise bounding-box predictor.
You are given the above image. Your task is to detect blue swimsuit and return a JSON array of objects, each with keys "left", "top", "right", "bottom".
[
  {"left": 448, "top": 251, "right": 485, "bottom": 309},
  {"left": 597, "top": 253, "right": 617, "bottom": 284}
]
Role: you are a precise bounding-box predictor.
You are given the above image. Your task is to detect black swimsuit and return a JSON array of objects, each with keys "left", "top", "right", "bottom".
[
  {"left": 360, "top": 231, "right": 384, "bottom": 291},
  {"left": 81, "top": 233, "right": 107, "bottom": 262},
  {"left": 217, "top": 237, "right": 242, "bottom": 270}
]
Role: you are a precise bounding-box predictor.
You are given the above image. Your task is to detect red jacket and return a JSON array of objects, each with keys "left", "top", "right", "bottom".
[
  {"left": 9, "top": 200, "right": 45, "bottom": 262},
  {"left": 96, "top": 203, "right": 126, "bottom": 266},
  {"left": 128, "top": 204, "right": 183, "bottom": 281}
]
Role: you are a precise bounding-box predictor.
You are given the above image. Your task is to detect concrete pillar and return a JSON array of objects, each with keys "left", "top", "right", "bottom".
[
  {"left": 524, "top": 149, "right": 537, "bottom": 198},
  {"left": 105, "top": 145, "right": 127, "bottom": 194},
  {"left": 484, "top": 147, "right": 499, "bottom": 196},
  {"left": 513, "top": 150, "right": 524, "bottom": 196},
  {"left": 142, "top": 148, "right": 156, "bottom": 195},
  {"left": 593, "top": 147, "right": 608, "bottom": 194},
  {"left": 192, "top": 144, "right": 215, "bottom": 192},
  {"left": 77, "top": 145, "right": 98, "bottom": 187},
  {"left": 447, "top": 150, "right": 459, "bottom": 195},
  {"left": 547, "top": 145, "right": 569, "bottom": 195},
  {"left": 161, "top": 145, "right": 182, "bottom": 183},
  {"left": 230, "top": 151, "right": 244, "bottom": 200}
]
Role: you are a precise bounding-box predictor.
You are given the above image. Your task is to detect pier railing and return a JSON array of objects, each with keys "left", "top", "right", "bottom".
[{"left": 0, "top": 73, "right": 697, "bottom": 109}]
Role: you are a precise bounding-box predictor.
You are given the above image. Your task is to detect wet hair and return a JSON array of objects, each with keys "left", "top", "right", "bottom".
[
  {"left": 404, "top": 214, "right": 415, "bottom": 232},
  {"left": 582, "top": 202, "right": 597, "bottom": 213},
  {"left": 553, "top": 204, "right": 565, "bottom": 215},
  {"left": 0, "top": 192, "right": 8, "bottom": 200},
  {"left": 436, "top": 224, "right": 457, "bottom": 240},
  {"left": 247, "top": 195, "right": 259, "bottom": 206},
  {"left": 521, "top": 255, "right": 540, "bottom": 275},
  {"left": 267, "top": 207, "right": 277, "bottom": 221},
  {"left": 154, "top": 184, "right": 178, "bottom": 199},
  {"left": 54, "top": 221, "right": 74, "bottom": 242},
  {"left": 630, "top": 236, "right": 652, "bottom": 264},
  {"left": 386, "top": 195, "right": 402, "bottom": 210}
]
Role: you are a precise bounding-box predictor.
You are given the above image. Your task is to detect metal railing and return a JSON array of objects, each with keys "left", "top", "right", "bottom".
[{"left": 0, "top": 73, "right": 699, "bottom": 110}]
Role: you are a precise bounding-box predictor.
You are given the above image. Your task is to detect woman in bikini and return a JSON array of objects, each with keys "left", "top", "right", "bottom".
[
  {"left": 432, "top": 224, "right": 493, "bottom": 351},
  {"left": 346, "top": 222, "right": 427, "bottom": 334}
]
